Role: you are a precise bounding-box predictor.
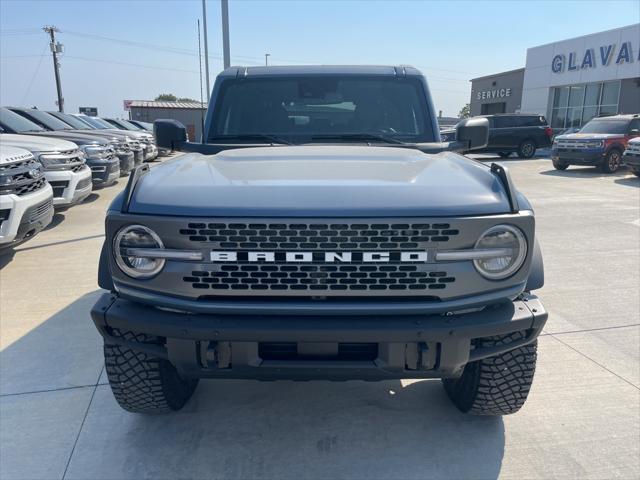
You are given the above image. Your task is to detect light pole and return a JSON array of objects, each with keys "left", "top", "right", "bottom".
[
  {"left": 221, "top": 0, "right": 230, "bottom": 69},
  {"left": 265, "top": 53, "right": 270, "bottom": 66},
  {"left": 201, "top": 0, "right": 211, "bottom": 102}
]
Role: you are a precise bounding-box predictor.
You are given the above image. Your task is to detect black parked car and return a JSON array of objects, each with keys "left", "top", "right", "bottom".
[{"left": 441, "top": 114, "right": 553, "bottom": 159}]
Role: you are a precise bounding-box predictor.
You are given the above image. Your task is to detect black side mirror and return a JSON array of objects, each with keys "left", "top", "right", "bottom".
[
  {"left": 154, "top": 119, "right": 187, "bottom": 151},
  {"left": 456, "top": 117, "right": 489, "bottom": 150},
  {"left": 629, "top": 128, "right": 640, "bottom": 137}
]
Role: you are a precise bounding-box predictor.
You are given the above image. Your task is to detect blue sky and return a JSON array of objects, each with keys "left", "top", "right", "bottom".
[{"left": 1, "top": 0, "right": 638, "bottom": 117}]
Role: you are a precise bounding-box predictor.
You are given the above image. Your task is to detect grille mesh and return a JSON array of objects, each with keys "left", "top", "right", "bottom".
[
  {"left": 179, "top": 222, "right": 459, "bottom": 249},
  {"left": 183, "top": 264, "right": 455, "bottom": 292}
]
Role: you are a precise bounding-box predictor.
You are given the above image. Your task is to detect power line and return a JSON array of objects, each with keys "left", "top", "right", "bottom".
[
  {"left": 63, "top": 55, "right": 201, "bottom": 74},
  {"left": 20, "top": 43, "right": 48, "bottom": 106}
]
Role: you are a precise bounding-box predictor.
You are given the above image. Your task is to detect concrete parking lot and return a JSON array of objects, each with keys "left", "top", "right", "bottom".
[{"left": 0, "top": 155, "right": 638, "bottom": 480}]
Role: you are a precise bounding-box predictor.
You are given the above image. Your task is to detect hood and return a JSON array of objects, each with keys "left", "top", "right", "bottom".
[
  {"left": 0, "top": 133, "right": 78, "bottom": 155},
  {"left": 0, "top": 145, "right": 34, "bottom": 165},
  {"left": 129, "top": 146, "right": 512, "bottom": 217},
  {"left": 99, "top": 128, "right": 151, "bottom": 140},
  {"left": 26, "top": 130, "right": 108, "bottom": 146},
  {"left": 558, "top": 133, "right": 624, "bottom": 140},
  {"left": 628, "top": 137, "right": 640, "bottom": 145}
]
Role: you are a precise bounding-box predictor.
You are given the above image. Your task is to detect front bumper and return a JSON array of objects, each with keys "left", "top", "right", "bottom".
[
  {"left": 622, "top": 151, "right": 640, "bottom": 168},
  {"left": 0, "top": 185, "right": 54, "bottom": 246},
  {"left": 552, "top": 148, "right": 606, "bottom": 165},
  {"left": 116, "top": 151, "right": 135, "bottom": 175},
  {"left": 143, "top": 144, "right": 158, "bottom": 161},
  {"left": 88, "top": 158, "right": 120, "bottom": 186},
  {"left": 91, "top": 293, "right": 547, "bottom": 380},
  {"left": 46, "top": 167, "right": 92, "bottom": 207}
]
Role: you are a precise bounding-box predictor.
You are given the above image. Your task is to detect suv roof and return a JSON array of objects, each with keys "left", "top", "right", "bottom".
[
  {"left": 219, "top": 65, "right": 423, "bottom": 78},
  {"left": 480, "top": 114, "right": 544, "bottom": 118},
  {"left": 593, "top": 114, "right": 639, "bottom": 121}
]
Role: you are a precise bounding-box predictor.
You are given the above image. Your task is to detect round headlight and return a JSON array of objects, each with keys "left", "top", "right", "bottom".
[
  {"left": 473, "top": 225, "right": 527, "bottom": 280},
  {"left": 114, "top": 225, "right": 165, "bottom": 278}
]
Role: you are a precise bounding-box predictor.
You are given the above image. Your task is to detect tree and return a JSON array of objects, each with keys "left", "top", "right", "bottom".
[
  {"left": 458, "top": 103, "right": 471, "bottom": 119},
  {"left": 155, "top": 93, "right": 177, "bottom": 101}
]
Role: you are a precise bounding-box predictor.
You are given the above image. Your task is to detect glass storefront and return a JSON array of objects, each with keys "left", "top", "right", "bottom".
[{"left": 550, "top": 80, "right": 620, "bottom": 129}]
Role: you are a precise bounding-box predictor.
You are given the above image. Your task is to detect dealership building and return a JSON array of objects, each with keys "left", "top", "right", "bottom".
[{"left": 470, "top": 24, "right": 640, "bottom": 129}]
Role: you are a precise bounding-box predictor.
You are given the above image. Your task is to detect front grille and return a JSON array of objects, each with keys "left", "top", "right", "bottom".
[
  {"left": 627, "top": 144, "right": 640, "bottom": 154},
  {"left": 76, "top": 177, "right": 92, "bottom": 190},
  {"left": 15, "top": 177, "right": 46, "bottom": 196},
  {"left": 179, "top": 221, "right": 460, "bottom": 294},
  {"left": 49, "top": 180, "right": 69, "bottom": 197},
  {"left": 556, "top": 140, "right": 602, "bottom": 149},
  {"left": 184, "top": 265, "right": 454, "bottom": 292},
  {"left": 0, "top": 158, "right": 32, "bottom": 172},
  {"left": 26, "top": 198, "right": 53, "bottom": 222},
  {"left": 180, "top": 222, "right": 460, "bottom": 249}
]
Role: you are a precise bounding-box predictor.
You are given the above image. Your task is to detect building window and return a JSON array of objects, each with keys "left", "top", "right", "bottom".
[{"left": 550, "top": 80, "right": 620, "bottom": 130}]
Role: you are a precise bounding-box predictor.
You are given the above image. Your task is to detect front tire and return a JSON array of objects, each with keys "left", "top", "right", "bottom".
[
  {"left": 600, "top": 149, "right": 622, "bottom": 173},
  {"left": 552, "top": 160, "right": 569, "bottom": 170},
  {"left": 104, "top": 329, "right": 199, "bottom": 414},
  {"left": 442, "top": 332, "right": 537, "bottom": 416},
  {"left": 633, "top": 168, "right": 640, "bottom": 178},
  {"left": 517, "top": 140, "right": 536, "bottom": 159}
]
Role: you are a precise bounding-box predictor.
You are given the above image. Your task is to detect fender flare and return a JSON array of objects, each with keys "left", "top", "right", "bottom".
[
  {"left": 98, "top": 240, "right": 115, "bottom": 291},
  {"left": 525, "top": 238, "right": 544, "bottom": 291}
]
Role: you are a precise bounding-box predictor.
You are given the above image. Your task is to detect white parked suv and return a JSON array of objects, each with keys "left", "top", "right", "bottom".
[
  {"left": 0, "top": 146, "right": 54, "bottom": 248},
  {"left": 0, "top": 134, "right": 92, "bottom": 208}
]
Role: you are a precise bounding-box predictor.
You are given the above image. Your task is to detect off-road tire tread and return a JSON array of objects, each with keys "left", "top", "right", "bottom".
[
  {"left": 552, "top": 160, "right": 568, "bottom": 170},
  {"left": 104, "top": 329, "right": 198, "bottom": 414},
  {"left": 442, "top": 331, "right": 537, "bottom": 416}
]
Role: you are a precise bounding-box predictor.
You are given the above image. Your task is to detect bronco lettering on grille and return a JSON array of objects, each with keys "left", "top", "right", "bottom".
[{"left": 210, "top": 251, "right": 430, "bottom": 263}]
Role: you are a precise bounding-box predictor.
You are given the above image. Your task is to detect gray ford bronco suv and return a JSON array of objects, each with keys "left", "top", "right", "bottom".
[{"left": 92, "top": 66, "right": 547, "bottom": 416}]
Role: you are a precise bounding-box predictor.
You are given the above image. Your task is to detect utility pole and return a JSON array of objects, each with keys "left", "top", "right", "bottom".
[
  {"left": 197, "top": 20, "right": 205, "bottom": 142},
  {"left": 221, "top": 0, "right": 230, "bottom": 69},
  {"left": 43, "top": 25, "right": 64, "bottom": 112},
  {"left": 265, "top": 53, "right": 270, "bottom": 66},
  {"left": 201, "top": 0, "right": 211, "bottom": 102}
]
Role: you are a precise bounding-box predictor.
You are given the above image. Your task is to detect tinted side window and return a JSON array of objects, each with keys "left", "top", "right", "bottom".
[
  {"left": 512, "top": 116, "right": 546, "bottom": 127},
  {"left": 492, "top": 117, "right": 511, "bottom": 128},
  {"left": 629, "top": 119, "right": 640, "bottom": 132}
]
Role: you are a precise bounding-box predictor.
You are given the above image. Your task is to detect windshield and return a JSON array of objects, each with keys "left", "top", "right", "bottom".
[
  {"left": 49, "top": 112, "right": 92, "bottom": 130},
  {"left": 109, "top": 119, "right": 140, "bottom": 131},
  {"left": 80, "top": 116, "right": 112, "bottom": 129},
  {"left": 579, "top": 119, "right": 629, "bottom": 134},
  {"left": 12, "top": 109, "right": 73, "bottom": 131},
  {"left": 209, "top": 76, "right": 433, "bottom": 143},
  {"left": 0, "top": 108, "right": 45, "bottom": 133}
]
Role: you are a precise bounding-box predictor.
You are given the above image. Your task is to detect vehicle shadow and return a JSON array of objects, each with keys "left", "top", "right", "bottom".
[
  {"left": 1, "top": 291, "right": 505, "bottom": 480},
  {"left": 44, "top": 212, "right": 66, "bottom": 231},
  {"left": 81, "top": 193, "right": 100, "bottom": 204},
  {"left": 0, "top": 249, "right": 15, "bottom": 269},
  {"left": 539, "top": 167, "right": 630, "bottom": 179},
  {"left": 614, "top": 176, "right": 640, "bottom": 187}
]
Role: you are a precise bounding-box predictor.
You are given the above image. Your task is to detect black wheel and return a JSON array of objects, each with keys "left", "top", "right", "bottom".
[
  {"left": 442, "top": 332, "right": 537, "bottom": 416},
  {"left": 633, "top": 168, "right": 640, "bottom": 178},
  {"left": 104, "top": 329, "right": 199, "bottom": 414},
  {"left": 498, "top": 152, "right": 511, "bottom": 158},
  {"left": 552, "top": 160, "right": 569, "bottom": 170},
  {"left": 600, "top": 149, "right": 622, "bottom": 173},
  {"left": 517, "top": 140, "right": 536, "bottom": 159}
]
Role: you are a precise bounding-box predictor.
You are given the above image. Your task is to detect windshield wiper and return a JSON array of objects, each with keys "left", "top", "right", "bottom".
[
  {"left": 209, "top": 134, "right": 292, "bottom": 145},
  {"left": 310, "top": 133, "right": 406, "bottom": 145}
]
